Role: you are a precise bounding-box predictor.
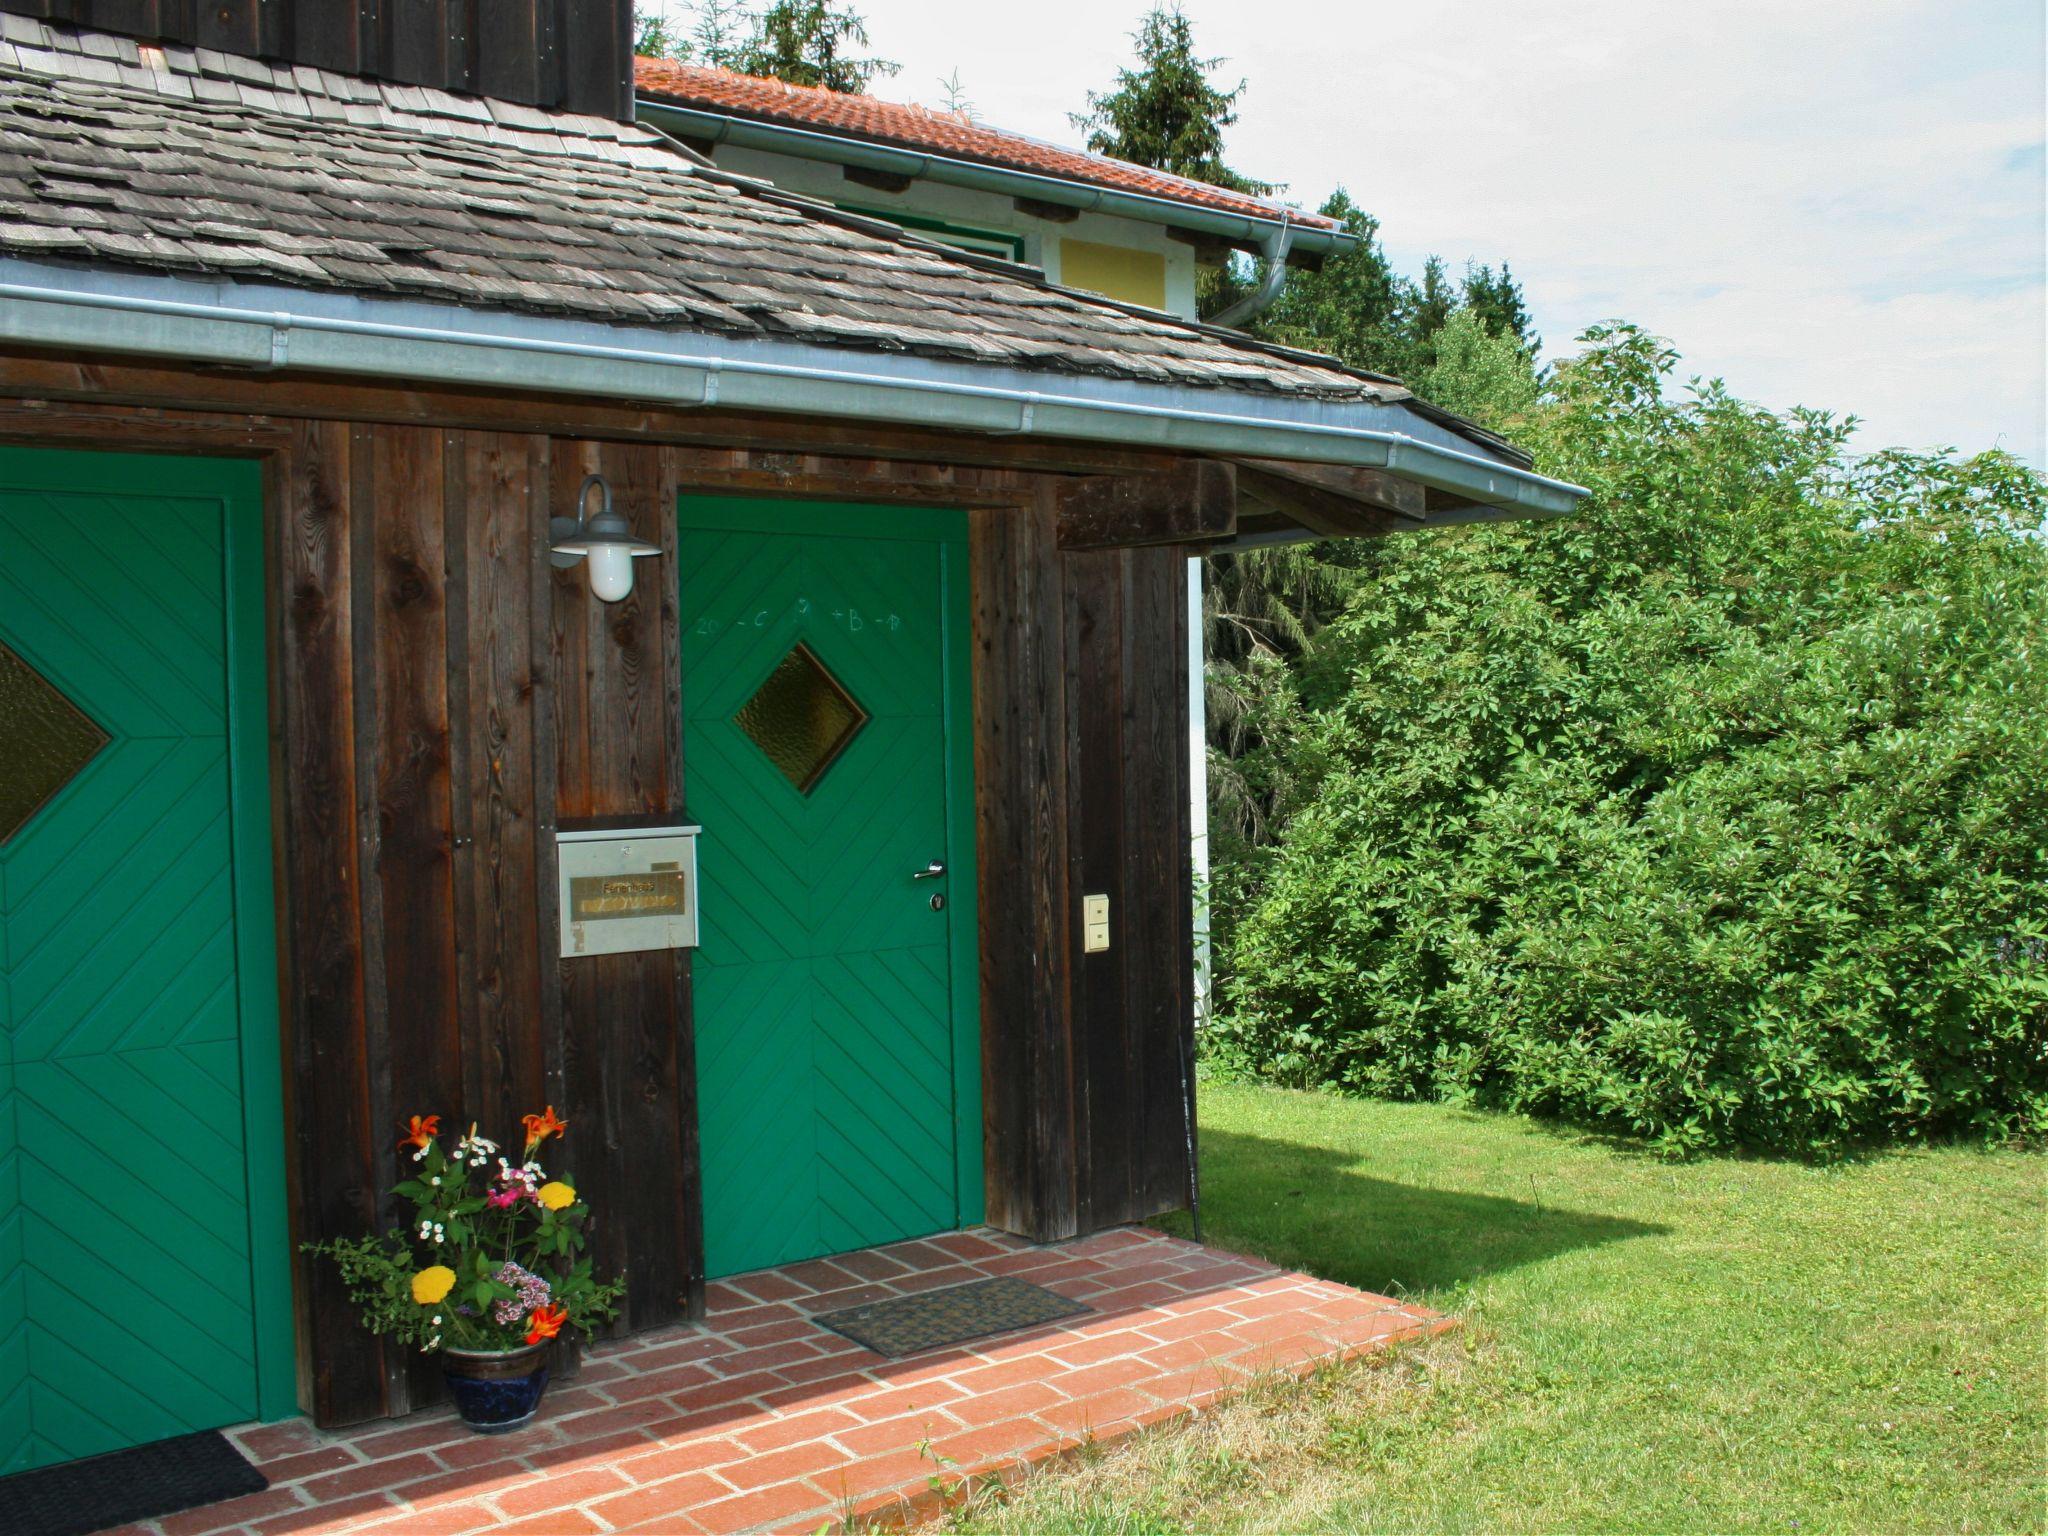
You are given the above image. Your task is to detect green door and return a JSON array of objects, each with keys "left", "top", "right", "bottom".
[
  {"left": 0, "top": 447, "right": 292, "bottom": 1473},
  {"left": 681, "top": 497, "right": 981, "bottom": 1279}
]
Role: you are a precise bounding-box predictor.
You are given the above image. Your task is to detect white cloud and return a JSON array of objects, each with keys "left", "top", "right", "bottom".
[{"left": 833, "top": 0, "right": 2047, "bottom": 464}]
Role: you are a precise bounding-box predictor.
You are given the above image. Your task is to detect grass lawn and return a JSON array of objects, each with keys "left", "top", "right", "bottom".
[{"left": 952, "top": 1081, "right": 2045, "bottom": 1534}]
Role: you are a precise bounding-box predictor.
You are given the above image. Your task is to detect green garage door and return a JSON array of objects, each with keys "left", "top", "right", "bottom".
[
  {"left": 681, "top": 497, "right": 981, "bottom": 1279},
  {"left": 0, "top": 447, "right": 292, "bottom": 1474}
]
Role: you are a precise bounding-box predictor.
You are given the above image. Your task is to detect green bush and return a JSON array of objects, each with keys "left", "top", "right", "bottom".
[{"left": 1210, "top": 325, "right": 2048, "bottom": 1155}]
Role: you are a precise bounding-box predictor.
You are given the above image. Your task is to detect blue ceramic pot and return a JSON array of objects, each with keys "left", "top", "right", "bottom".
[{"left": 441, "top": 1343, "right": 550, "bottom": 1434}]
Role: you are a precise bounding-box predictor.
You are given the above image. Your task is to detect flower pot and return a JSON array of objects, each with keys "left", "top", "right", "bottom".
[{"left": 441, "top": 1343, "right": 550, "bottom": 1434}]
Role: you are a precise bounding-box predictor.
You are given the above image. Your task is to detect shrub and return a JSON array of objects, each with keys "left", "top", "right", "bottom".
[{"left": 1209, "top": 326, "right": 2048, "bottom": 1155}]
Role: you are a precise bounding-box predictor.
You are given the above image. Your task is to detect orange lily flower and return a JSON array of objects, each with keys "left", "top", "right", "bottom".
[
  {"left": 397, "top": 1114, "right": 441, "bottom": 1153},
  {"left": 522, "top": 1105, "right": 568, "bottom": 1153},
  {"left": 525, "top": 1303, "right": 567, "bottom": 1346}
]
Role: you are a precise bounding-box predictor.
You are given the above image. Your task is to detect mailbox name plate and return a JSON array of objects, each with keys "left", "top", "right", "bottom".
[{"left": 569, "top": 871, "right": 686, "bottom": 922}]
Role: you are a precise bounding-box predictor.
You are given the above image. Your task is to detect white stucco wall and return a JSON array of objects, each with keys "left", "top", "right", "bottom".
[{"left": 705, "top": 142, "right": 1202, "bottom": 319}]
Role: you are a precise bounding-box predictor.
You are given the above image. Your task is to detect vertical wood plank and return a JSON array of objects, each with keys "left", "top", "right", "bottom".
[
  {"left": 453, "top": 433, "right": 550, "bottom": 1135},
  {"left": 1069, "top": 549, "right": 1133, "bottom": 1231},
  {"left": 1124, "top": 546, "right": 1196, "bottom": 1216},
  {"left": 276, "top": 419, "right": 390, "bottom": 1425},
  {"left": 372, "top": 424, "right": 463, "bottom": 1411},
  {"left": 192, "top": 0, "right": 259, "bottom": 52},
  {"left": 476, "top": 0, "right": 541, "bottom": 102},
  {"left": 384, "top": 0, "right": 445, "bottom": 86},
  {"left": 657, "top": 445, "right": 706, "bottom": 1323},
  {"left": 291, "top": 0, "right": 361, "bottom": 73},
  {"left": 549, "top": 439, "right": 692, "bottom": 1336},
  {"left": 37, "top": 1, "right": 636, "bottom": 121},
  {"left": 972, "top": 491, "right": 1078, "bottom": 1241},
  {"left": 345, "top": 424, "right": 407, "bottom": 1417},
  {"left": 556, "top": 0, "right": 630, "bottom": 116}
]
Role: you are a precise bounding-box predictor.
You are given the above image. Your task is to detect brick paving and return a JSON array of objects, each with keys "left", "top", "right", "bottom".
[{"left": 117, "top": 1227, "right": 1447, "bottom": 1536}]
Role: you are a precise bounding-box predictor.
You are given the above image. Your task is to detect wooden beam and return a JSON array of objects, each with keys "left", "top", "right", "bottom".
[
  {"left": 1233, "top": 465, "right": 1398, "bottom": 539},
  {"left": 1055, "top": 459, "right": 1235, "bottom": 550},
  {"left": 0, "top": 350, "right": 1185, "bottom": 479},
  {"left": 1013, "top": 196, "right": 1081, "bottom": 224},
  {"left": 1164, "top": 227, "right": 1257, "bottom": 262},
  {"left": 843, "top": 164, "right": 918, "bottom": 194},
  {"left": 1233, "top": 457, "right": 1428, "bottom": 522}
]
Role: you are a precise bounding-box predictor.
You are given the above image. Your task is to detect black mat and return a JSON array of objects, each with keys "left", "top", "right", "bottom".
[
  {"left": 815, "top": 1276, "right": 1091, "bottom": 1358},
  {"left": 0, "top": 1430, "right": 268, "bottom": 1536}
]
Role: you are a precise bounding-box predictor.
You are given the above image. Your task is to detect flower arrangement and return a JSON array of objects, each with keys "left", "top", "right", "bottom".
[{"left": 306, "top": 1107, "right": 624, "bottom": 1356}]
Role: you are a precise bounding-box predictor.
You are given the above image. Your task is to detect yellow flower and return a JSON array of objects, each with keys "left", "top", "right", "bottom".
[
  {"left": 537, "top": 1181, "right": 576, "bottom": 1212},
  {"left": 411, "top": 1265, "right": 456, "bottom": 1305}
]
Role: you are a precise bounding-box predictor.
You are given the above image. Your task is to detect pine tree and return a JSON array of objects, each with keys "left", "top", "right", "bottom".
[
  {"left": 1071, "top": 7, "right": 1272, "bottom": 196},
  {"left": 735, "top": 0, "right": 897, "bottom": 92}
]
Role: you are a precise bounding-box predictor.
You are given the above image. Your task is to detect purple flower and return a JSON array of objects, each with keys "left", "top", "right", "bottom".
[{"left": 491, "top": 1261, "right": 552, "bottom": 1326}]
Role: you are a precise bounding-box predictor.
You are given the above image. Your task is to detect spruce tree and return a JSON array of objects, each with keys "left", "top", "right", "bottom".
[
  {"left": 736, "top": 0, "right": 897, "bottom": 92},
  {"left": 1071, "top": 7, "right": 1272, "bottom": 196},
  {"left": 1461, "top": 261, "right": 1538, "bottom": 351}
]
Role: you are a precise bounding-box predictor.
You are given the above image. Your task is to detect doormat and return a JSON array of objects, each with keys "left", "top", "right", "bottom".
[
  {"left": 815, "top": 1275, "right": 1091, "bottom": 1358},
  {"left": 0, "top": 1429, "right": 267, "bottom": 1536}
]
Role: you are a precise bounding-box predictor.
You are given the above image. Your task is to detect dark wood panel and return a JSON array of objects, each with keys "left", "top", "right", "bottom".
[
  {"left": 0, "top": 0, "right": 632, "bottom": 117},
  {"left": 1123, "top": 548, "right": 1197, "bottom": 1217},
  {"left": 1055, "top": 460, "right": 1236, "bottom": 550},
  {"left": 974, "top": 500, "right": 1197, "bottom": 1242},
  {"left": 274, "top": 418, "right": 390, "bottom": 1425},
  {"left": 548, "top": 439, "right": 694, "bottom": 1336},
  {"left": 476, "top": 0, "right": 543, "bottom": 103},
  {"left": 364, "top": 426, "right": 463, "bottom": 1413},
  {"left": 449, "top": 432, "right": 551, "bottom": 1133},
  {"left": 972, "top": 488, "right": 1079, "bottom": 1241},
  {"left": 1068, "top": 549, "right": 1131, "bottom": 1232},
  {"left": 0, "top": 353, "right": 1184, "bottom": 481}
]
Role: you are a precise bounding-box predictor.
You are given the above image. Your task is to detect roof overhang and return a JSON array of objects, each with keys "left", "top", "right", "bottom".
[
  {"left": 0, "top": 258, "right": 1583, "bottom": 521},
  {"left": 636, "top": 99, "right": 1357, "bottom": 265}
]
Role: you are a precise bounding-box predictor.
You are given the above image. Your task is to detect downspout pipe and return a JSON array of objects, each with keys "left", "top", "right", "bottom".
[{"left": 1206, "top": 211, "right": 1296, "bottom": 331}]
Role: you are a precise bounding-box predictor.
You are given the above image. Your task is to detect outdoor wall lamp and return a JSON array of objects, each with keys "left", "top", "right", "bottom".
[{"left": 550, "top": 474, "right": 660, "bottom": 602}]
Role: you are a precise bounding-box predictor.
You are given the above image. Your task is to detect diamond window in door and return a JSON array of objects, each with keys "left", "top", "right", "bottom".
[
  {"left": 734, "top": 641, "right": 868, "bottom": 793},
  {"left": 0, "top": 638, "right": 109, "bottom": 843}
]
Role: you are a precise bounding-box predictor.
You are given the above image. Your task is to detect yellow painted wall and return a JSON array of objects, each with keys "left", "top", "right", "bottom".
[{"left": 1058, "top": 238, "right": 1169, "bottom": 310}]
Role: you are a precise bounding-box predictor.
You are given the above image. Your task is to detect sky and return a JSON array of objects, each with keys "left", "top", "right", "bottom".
[{"left": 654, "top": 0, "right": 2048, "bottom": 465}]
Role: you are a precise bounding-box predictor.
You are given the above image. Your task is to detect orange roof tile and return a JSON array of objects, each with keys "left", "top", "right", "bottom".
[{"left": 633, "top": 57, "right": 1338, "bottom": 233}]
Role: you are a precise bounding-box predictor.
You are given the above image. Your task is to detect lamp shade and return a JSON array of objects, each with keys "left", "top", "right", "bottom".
[{"left": 549, "top": 475, "right": 660, "bottom": 602}]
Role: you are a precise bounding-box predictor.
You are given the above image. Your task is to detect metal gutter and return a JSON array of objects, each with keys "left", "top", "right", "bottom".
[
  {"left": 636, "top": 100, "right": 1358, "bottom": 261},
  {"left": 0, "top": 261, "right": 1584, "bottom": 516}
]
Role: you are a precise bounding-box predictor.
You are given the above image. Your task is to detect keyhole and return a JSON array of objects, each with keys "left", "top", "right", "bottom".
[{"left": 929, "top": 893, "right": 946, "bottom": 911}]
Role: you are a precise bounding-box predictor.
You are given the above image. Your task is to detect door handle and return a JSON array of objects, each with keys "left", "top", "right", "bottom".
[{"left": 912, "top": 861, "right": 946, "bottom": 880}]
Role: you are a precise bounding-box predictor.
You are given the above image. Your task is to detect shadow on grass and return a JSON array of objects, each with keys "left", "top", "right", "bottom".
[{"left": 1153, "top": 1126, "right": 1668, "bottom": 1302}]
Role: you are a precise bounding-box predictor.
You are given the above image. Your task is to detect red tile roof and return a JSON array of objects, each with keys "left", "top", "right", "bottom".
[{"left": 633, "top": 58, "right": 1339, "bottom": 232}]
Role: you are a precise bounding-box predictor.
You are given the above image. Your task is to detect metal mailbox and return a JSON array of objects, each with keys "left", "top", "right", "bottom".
[{"left": 556, "top": 820, "right": 700, "bottom": 957}]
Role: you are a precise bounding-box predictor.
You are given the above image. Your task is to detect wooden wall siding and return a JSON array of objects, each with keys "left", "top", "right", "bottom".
[
  {"left": 973, "top": 487, "right": 1197, "bottom": 1242},
  {"left": 2, "top": 0, "right": 635, "bottom": 119},
  {"left": 0, "top": 377, "right": 1201, "bottom": 1422},
  {"left": 271, "top": 424, "right": 698, "bottom": 1425}
]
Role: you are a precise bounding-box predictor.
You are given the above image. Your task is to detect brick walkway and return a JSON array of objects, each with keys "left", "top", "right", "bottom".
[{"left": 130, "top": 1227, "right": 1446, "bottom": 1536}]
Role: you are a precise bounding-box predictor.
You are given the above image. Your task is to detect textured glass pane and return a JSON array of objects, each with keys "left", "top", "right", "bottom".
[
  {"left": 0, "top": 639, "right": 109, "bottom": 844},
  {"left": 734, "top": 642, "right": 867, "bottom": 794}
]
